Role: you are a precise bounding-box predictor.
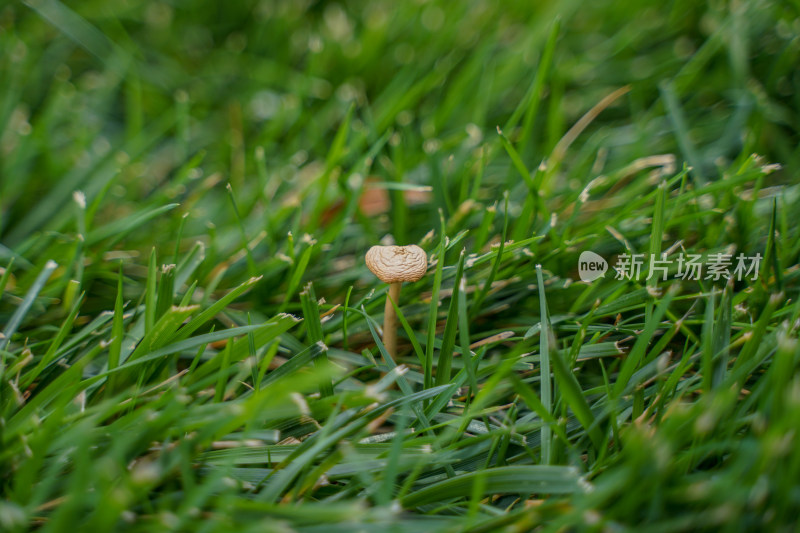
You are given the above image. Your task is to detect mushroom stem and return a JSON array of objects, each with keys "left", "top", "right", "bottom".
[
  {"left": 383, "top": 282, "right": 402, "bottom": 357},
  {"left": 365, "top": 244, "right": 427, "bottom": 358}
]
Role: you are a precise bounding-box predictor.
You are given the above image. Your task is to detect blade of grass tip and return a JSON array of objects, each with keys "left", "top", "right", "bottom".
[
  {"left": 1, "top": 260, "right": 58, "bottom": 354},
  {"left": 61, "top": 279, "right": 81, "bottom": 314},
  {"left": 226, "top": 183, "right": 257, "bottom": 278},
  {"left": 301, "top": 282, "right": 333, "bottom": 397},
  {"left": 436, "top": 248, "right": 466, "bottom": 387},
  {"left": 361, "top": 347, "right": 378, "bottom": 368},
  {"left": 471, "top": 191, "right": 509, "bottom": 317},
  {"left": 145, "top": 248, "right": 157, "bottom": 335},
  {"left": 535, "top": 265, "right": 552, "bottom": 465},
  {"left": 106, "top": 263, "right": 125, "bottom": 397},
  {"left": 156, "top": 264, "right": 175, "bottom": 321},
  {"left": 425, "top": 210, "right": 447, "bottom": 391}
]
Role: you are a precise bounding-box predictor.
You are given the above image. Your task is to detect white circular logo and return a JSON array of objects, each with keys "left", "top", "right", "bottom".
[{"left": 578, "top": 251, "right": 608, "bottom": 282}]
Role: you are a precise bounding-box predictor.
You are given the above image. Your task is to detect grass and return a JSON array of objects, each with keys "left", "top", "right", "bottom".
[{"left": 1, "top": 0, "right": 799, "bottom": 531}]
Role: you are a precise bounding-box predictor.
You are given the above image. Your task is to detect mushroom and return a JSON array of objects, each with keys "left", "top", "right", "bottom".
[{"left": 365, "top": 244, "right": 427, "bottom": 358}]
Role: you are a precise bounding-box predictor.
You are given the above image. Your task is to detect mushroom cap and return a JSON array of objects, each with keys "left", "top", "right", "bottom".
[{"left": 365, "top": 245, "right": 427, "bottom": 283}]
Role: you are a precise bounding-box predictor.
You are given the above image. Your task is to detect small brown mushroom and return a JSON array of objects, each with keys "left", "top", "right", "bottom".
[{"left": 365, "top": 245, "right": 427, "bottom": 357}]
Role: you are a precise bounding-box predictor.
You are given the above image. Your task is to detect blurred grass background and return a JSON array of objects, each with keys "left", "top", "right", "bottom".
[{"left": 3, "top": 0, "right": 797, "bottom": 248}]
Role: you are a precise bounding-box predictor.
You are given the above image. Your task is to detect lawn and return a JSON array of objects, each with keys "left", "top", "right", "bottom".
[{"left": 1, "top": 0, "right": 799, "bottom": 531}]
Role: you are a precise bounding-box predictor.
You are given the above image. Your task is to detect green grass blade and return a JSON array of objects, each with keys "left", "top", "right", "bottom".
[
  {"left": 106, "top": 264, "right": 125, "bottom": 395},
  {"left": 436, "top": 248, "right": 466, "bottom": 387},
  {"left": 471, "top": 191, "right": 509, "bottom": 315},
  {"left": 145, "top": 248, "right": 157, "bottom": 335},
  {"left": 301, "top": 282, "right": 333, "bottom": 397},
  {"left": 1, "top": 260, "right": 58, "bottom": 352},
  {"left": 535, "top": 265, "right": 552, "bottom": 464},
  {"left": 171, "top": 275, "right": 262, "bottom": 342},
  {"left": 400, "top": 465, "right": 582, "bottom": 507},
  {"left": 424, "top": 211, "right": 447, "bottom": 390},
  {"left": 613, "top": 285, "right": 678, "bottom": 397}
]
